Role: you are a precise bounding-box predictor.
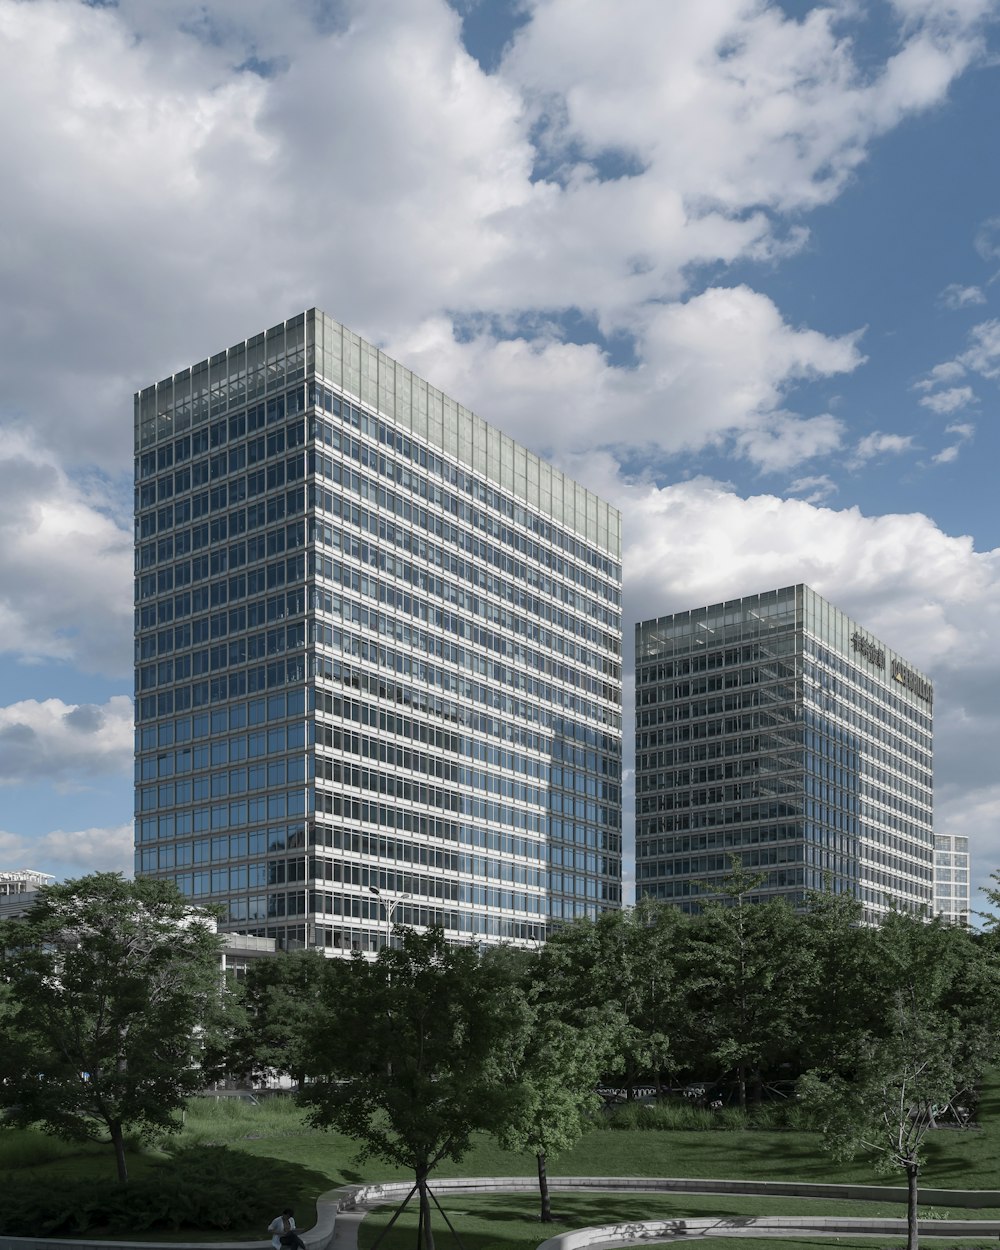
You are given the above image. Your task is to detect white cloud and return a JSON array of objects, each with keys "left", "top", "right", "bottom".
[
  {"left": 959, "top": 318, "right": 1000, "bottom": 378},
  {"left": 918, "top": 384, "right": 977, "bottom": 413},
  {"left": 850, "top": 430, "right": 916, "bottom": 466},
  {"left": 930, "top": 420, "right": 975, "bottom": 465},
  {"left": 939, "top": 282, "right": 986, "bottom": 309},
  {"left": 786, "top": 474, "right": 838, "bottom": 504},
  {"left": 0, "top": 696, "right": 133, "bottom": 787},
  {"left": 0, "top": 0, "right": 986, "bottom": 476},
  {"left": 0, "top": 433, "right": 132, "bottom": 676},
  {"left": 0, "top": 824, "right": 133, "bottom": 879},
  {"left": 974, "top": 214, "right": 1000, "bottom": 262},
  {"left": 392, "top": 287, "right": 862, "bottom": 469},
  {"left": 914, "top": 361, "right": 967, "bottom": 390}
]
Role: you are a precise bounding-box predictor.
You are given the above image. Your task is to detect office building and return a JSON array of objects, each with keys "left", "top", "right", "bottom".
[
  {"left": 934, "top": 833, "right": 970, "bottom": 925},
  {"left": 0, "top": 869, "right": 55, "bottom": 919},
  {"left": 635, "top": 585, "right": 933, "bottom": 922},
  {"left": 134, "top": 309, "right": 623, "bottom": 951}
]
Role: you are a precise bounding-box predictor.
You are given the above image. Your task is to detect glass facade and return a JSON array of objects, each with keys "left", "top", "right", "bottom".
[
  {"left": 933, "top": 833, "right": 970, "bottom": 925},
  {"left": 635, "top": 585, "right": 933, "bottom": 923},
  {"left": 134, "top": 310, "right": 623, "bottom": 952}
]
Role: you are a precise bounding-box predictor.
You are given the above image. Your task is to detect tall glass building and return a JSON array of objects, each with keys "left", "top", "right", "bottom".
[
  {"left": 134, "top": 310, "right": 622, "bottom": 952},
  {"left": 635, "top": 585, "right": 933, "bottom": 923}
]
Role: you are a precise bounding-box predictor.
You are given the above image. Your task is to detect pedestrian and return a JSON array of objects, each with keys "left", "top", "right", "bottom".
[{"left": 269, "top": 1209, "right": 306, "bottom": 1250}]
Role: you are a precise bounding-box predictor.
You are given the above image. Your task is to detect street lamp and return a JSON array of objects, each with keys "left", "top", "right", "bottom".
[{"left": 368, "top": 886, "right": 411, "bottom": 951}]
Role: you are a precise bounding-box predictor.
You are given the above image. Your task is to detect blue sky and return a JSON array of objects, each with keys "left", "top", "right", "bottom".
[{"left": 1, "top": 0, "right": 999, "bottom": 913}]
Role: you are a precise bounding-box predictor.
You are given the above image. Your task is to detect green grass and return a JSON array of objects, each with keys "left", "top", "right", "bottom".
[
  {"left": 3, "top": 1073, "right": 999, "bottom": 1239},
  {"left": 357, "top": 1193, "right": 1000, "bottom": 1250}
]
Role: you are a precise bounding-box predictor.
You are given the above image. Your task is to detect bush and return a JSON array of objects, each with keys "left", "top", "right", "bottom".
[
  {"left": 0, "top": 1144, "right": 315, "bottom": 1236},
  {"left": 603, "top": 1097, "right": 816, "bottom": 1132}
]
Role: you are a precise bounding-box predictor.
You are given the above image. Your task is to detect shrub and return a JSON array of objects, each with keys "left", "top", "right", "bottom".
[{"left": 0, "top": 1145, "right": 313, "bottom": 1236}]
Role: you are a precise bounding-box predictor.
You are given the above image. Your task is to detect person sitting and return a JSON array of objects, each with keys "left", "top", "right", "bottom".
[{"left": 269, "top": 1208, "right": 306, "bottom": 1250}]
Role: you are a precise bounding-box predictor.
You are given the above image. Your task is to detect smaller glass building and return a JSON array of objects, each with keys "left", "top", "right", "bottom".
[
  {"left": 933, "top": 833, "right": 970, "bottom": 925},
  {"left": 635, "top": 585, "right": 933, "bottom": 922}
]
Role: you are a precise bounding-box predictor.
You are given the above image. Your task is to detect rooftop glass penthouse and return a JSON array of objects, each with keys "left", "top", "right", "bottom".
[{"left": 134, "top": 310, "right": 623, "bottom": 951}]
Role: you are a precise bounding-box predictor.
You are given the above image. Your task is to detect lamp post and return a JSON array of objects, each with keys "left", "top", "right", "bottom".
[{"left": 368, "top": 886, "right": 411, "bottom": 951}]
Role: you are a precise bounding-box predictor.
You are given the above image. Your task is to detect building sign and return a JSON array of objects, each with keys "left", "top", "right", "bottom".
[
  {"left": 851, "top": 631, "right": 885, "bottom": 669},
  {"left": 892, "top": 659, "right": 933, "bottom": 706},
  {"left": 851, "top": 630, "right": 932, "bottom": 705}
]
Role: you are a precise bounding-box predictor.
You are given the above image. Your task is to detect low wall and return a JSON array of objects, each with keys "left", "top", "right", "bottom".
[{"left": 342, "top": 1175, "right": 1000, "bottom": 1210}]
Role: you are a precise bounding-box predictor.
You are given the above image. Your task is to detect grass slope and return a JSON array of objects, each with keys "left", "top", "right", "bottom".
[{"left": 3, "top": 1073, "right": 998, "bottom": 1239}]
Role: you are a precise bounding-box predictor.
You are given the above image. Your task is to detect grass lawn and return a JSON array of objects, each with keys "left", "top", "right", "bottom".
[{"left": 3, "top": 1073, "right": 998, "bottom": 1240}]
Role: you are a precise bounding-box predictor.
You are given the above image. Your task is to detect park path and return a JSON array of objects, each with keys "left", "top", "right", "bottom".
[{"left": 324, "top": 1177, "right": 1000, "bottom": 1250}]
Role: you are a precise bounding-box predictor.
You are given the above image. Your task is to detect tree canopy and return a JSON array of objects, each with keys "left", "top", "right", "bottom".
[
  {"left": 299, "top": 927, "right": 532, "bottom": 1250},
  {"left": 0, "top": 873, "right": 223, "bottom": 1183}
]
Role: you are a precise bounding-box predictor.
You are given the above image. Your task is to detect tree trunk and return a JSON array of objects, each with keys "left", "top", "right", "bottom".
[
  {"left": 109, "top": 1119, "right": 129, "bottom": 1184},
  {"left": 537, "top": 1151, "right": 552, "bottom": 1223},
  {"left": 416, "top": 1169, "right": 434, "bottom": 1250},
  {"left": 736, "top": 1063, "right": 747, "bottom": 1109},
  {"left": 906, "top": 1162, "right": 919, "bottom": 1250}
]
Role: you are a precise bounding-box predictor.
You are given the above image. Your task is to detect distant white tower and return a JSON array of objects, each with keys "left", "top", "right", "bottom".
[{"left": 934, "top": 833, "right": 970, "bottom": 925}]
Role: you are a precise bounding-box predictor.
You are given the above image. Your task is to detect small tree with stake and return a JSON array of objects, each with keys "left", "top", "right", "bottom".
[
  {"left": 0, "top": 872, "right": 223, "bottom": 1183},
  {"left": 799, "top": 995, "right": 974, "bottom": 1250},
  {"left": 299, "top": 927, "right": 531, "bottom": 1250}
]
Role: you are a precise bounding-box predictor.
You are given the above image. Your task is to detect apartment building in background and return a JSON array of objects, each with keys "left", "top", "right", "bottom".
[
  {"left": 635, "top": 585, "right": 934, "bottom": 923},
  {"left": 134, "top": 309, "right": 623, "bottom": 952}
]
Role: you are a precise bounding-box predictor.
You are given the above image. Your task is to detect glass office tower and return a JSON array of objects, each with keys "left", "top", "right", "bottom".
[
  {"left": 635, "top": 585, "right": 933, "bottom": 923},
  {"left": 134, "top": 310, "right": 623, "bottom": 951},
  {"left": 934, "top": 833, "right": 970, "bottom": 925}
]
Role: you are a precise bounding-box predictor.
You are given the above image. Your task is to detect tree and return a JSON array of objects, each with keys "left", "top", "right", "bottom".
[
  {"left": 299, "top": 927, "right": 531, "bottom": 1250},
  {"left": 495, "top": 1004, "right": 616, "bottom": 1223},
  {"left": 799, "top": 996, "right": 973, "bottom": 1250},
  {"left": 682, "top": 860, "right": 815, "bottom": 1105},
  {"left": 217, "top": 947, "right": 334, "bottom": 1087},
  {"left": 539, "top": 897, "right": 688, "bottom": 1097},
  {"left": 799, "top": 910, "right": 1000, "bottom": 1250},
  {"left": 0, "top": 873, "right": 223, "bottom": 1183}
]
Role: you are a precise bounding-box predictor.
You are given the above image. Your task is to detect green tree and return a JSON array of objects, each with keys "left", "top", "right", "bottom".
[
  {"left": 539, "top": 898, "right": 688, "bottom": 1097},
  {"left": 800, "top": 910, "right": 1000, "bottom": 1250},
  {"left": 683, "top": 861, "right": 815, "bottom": 1105},
  {"left": 217, "top": 947, "right": 333, "bottom": 1087},
  {"left": 0, "top": 872, "right": 223, "bottom": 1183},
  {"left": 799, "top": 996, "right": 973, "bottom": 1250},
  {"left": 299, "top": 927, "right": 531, "bottom": 1250},
  {"left": 495, "top": 1005, "right": 615, "bottom": 1223}
]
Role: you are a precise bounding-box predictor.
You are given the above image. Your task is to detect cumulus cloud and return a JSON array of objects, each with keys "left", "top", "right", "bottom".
[
  {"left": 939, "top": 283, "right": 986, "bottom": 309},
  {"left": 959, "top": 318, "right": 1000, "bottom": 378},
  {"left": 918, "top": 385, "right": 977, "bottom": 414},
  {"left": 0, "top": 696, "right": 133, "bottom": 787},
  {"left": 849, "top": 431, "right": 916, "bottom": 467},
  {"left": 930, "top": 420, "right": 975, "bottom": 465},
  {"left": 0, "top": 0, "right": 987, "bottom": 474},
  {"left": 0, "top": 824, "right": 133, "bottom": 879},
  {"left": 786, "top": 474, "right": 838, "bottom": 503},
  {"left": 0, "top": 434, "right": 132, "bottom": 676},
  {"left": 914, "top": 361, "right": 967, "bottom": 390},
  {"left": 392, "top": 287, "right": 862, "bottom": 469}
]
